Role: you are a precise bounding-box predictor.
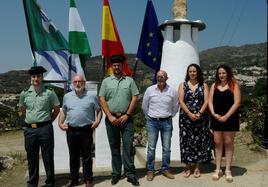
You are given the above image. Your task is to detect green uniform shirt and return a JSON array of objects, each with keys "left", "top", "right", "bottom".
[
  {"left": 19, "top": 84, "right": 60, "bottom": 124},
  {"left": 99, "top": 75, "right": 139, "bottom": 113}
]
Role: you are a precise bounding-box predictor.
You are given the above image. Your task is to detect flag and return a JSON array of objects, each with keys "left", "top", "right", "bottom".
[
  {"left": 23, "top": 0, "right": 77, "bottom": 86},
  {"left": 136, "top": 0, "right": 163, "bottom": 71},
  {"left": 69, "top": 0, "right": 91, "bottom": 79},
  {"left": 102, "top": 0, "right": 132, "bottom": 76}
]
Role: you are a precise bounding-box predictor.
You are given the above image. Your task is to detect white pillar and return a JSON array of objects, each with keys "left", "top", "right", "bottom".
[{"left": 154, "top": 19, "right": 205, "bottom": 161}]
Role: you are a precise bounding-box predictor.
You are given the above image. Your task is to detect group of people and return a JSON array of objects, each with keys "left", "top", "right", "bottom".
[
  {"left": 18, "top": 54, "right": 240, "bottom": 187},
  {"left": 142, "top": 63, "right": 240, "bottom": 183}
]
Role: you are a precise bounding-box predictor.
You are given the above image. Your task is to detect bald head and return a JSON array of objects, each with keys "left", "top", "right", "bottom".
[
  {"left": 72, "top": 74, "right": 85, "bottom": 82},
  {"left": 157, "top": 70, "right": 168, "bottom": 79}
]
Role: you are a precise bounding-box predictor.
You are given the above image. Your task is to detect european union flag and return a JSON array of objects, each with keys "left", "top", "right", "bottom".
[{"left": 136, "top": 0, "right": 163, "bottom": 71}]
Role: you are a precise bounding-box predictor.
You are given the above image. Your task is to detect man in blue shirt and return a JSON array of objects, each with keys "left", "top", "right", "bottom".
[{"left": 59, "top": 75, "right": 102, "bottom": 187}]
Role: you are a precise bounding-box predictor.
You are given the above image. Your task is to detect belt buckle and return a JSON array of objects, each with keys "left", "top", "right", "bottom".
[
  {"left": 115, "top": 113, "right": 122, "bottom": 117},
  {"left": 31, "top": 123, "right": 37, "bottom": 128}
]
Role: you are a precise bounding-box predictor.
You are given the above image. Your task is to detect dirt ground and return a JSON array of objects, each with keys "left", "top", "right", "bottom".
[
  {"left": 0, "top": 130, "right": 26, "bottom": 187},
  {"left": 0, "top": 130, "right": 267, "bottom": 187}
]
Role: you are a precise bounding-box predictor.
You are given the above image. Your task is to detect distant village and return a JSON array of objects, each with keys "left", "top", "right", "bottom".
[{"left": 204, "top": 65, "right": 267, "bottom": 87}]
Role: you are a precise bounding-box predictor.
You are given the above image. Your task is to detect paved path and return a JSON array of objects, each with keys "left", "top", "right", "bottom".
[{"left": 39, "top": 143, "right": 268, "bottom": 187}]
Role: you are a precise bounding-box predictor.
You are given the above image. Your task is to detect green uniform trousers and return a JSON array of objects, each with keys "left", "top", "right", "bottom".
[{"left": 24, "top": 123, "right": 54, "bottom": 187}]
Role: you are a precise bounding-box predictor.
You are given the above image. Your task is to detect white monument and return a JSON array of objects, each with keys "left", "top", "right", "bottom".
[{"left": 154, "top": 0, "right": 206, "bottom": 161}]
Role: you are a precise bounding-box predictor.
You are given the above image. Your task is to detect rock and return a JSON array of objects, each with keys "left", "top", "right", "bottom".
[{"left": 0, "top": 156, "right": 15, "bottom": 170}]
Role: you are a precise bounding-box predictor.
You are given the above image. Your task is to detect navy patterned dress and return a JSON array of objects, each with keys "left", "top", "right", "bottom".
[{"left": 179, "top": 82, "right": 213, "bottom": 164}]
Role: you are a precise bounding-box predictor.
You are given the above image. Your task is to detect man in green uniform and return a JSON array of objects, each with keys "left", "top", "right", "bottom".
[
  {"left": 19, "top": 66, "right": 60, "bottom": 187},
  {"left": 99, "top": 55, "right": 140, "bottom": 186}
]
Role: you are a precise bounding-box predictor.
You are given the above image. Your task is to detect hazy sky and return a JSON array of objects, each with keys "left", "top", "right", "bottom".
[{"left": 0, "top": 0, "right": 266, "bottom": 73}]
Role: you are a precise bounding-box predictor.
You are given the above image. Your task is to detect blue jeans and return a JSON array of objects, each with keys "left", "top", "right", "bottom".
[{"left": 146, "top": 117, "right": 173, "bottom": 172}]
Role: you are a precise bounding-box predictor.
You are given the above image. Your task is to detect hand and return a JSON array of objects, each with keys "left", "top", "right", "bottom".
[
  {"left": 117, "top": 114, "right": 129, "bottom": 125},
  {"left": 213, "top": 113, "right": 222, "bottom": 121},
  {"left": 195, "top": 113, "right": 201, "bottom": 119},
  {"left": 59, "top": 123, "right": 68, "bottom": 131},
  {"left": 91, "top": 121, "right": 100, "bottom": 129},
  {"left": 218, "top": 115, "right": 229, "bottom": 123},
  {"left": 189, "top": 112, "right": 198, "bottom": 121},
  {"left": 108, "top": 115, "right": 120, "bottom": 125}
]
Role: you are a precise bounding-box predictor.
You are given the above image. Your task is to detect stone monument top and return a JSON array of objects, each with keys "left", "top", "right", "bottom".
[{"left": 172, "top": 0, "right": 187, "bottom": 19}]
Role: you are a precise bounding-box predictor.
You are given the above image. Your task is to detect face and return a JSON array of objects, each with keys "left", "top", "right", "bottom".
[
  {"left": 112, "top": 62, "right": 123, "bottom": 76},
  {"left": 31, "top": 74, "right": 43, "bottom": 87},
  {"left": 72, "top": 76, "right": 85, "bottom": 92},
  {"left": 188, "top": 66, "right": 197, "bottom": 80},
  {"left": 156, "top": 71, "right": 167, "bottom": 86},
  {"left": 218, "top": 68, "right": 228, "bottom": 82}
]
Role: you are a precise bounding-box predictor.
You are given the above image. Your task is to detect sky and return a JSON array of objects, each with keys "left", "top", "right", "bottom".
[{"left": 0, "top": 0, "right": 266, "bottom": 73}]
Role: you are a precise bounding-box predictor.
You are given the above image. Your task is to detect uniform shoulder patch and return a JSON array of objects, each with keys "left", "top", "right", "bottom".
[{"left": 23, "top": 87, "right": 30, "bottom": 92}]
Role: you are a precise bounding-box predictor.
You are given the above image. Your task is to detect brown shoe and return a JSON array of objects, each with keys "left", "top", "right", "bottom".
[
  {"left": 85, "top": 181, "right": 93, "bottom": 187},
  {"left": 146, "top": 171, "right": 154, "bottom": 181},
  {"left": 64, "top": 180, "right": 79, "bottom": 187},
  {"left": 162, "top": 170, "right": 175, "bottom": 179}
]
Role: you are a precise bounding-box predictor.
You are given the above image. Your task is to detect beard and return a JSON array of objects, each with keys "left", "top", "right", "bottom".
[{"left": 74, "top": 86, "right": 84, "bottom": 93}]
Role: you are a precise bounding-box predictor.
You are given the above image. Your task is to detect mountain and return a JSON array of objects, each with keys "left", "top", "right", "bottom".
[
  {"left": 200, "top": 42, "right": 267, "bottom": 68},
  {"left": 0, "top": 70, "right": 29, "bottom": 94},
  {"left": 0, "top": 42, "right": 266, "bottom": 94}
]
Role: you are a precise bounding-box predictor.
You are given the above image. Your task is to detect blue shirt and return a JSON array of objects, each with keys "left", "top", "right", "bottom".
[{"left": 62, "top": 89, "right": 100, "bottom": 127}]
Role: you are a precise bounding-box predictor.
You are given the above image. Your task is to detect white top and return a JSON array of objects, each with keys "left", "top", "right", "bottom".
[{"left": 142, "top": 84, "right": 178, "bottom": 118}]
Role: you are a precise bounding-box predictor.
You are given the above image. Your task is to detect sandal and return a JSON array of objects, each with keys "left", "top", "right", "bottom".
[
  {"left": 225, "top": 170, "right": 233, "bottom": 183},
  {"left": 194, "top": 169, "right": 201, "bottom": 178},
  {"left": 183, "top": 164, "right": 191, "bottom": 178},
  {"left": 183, "top": 169, "right": 191, "bottom": 178},
  {"left": 212, "top": 169, "right": 222, "bottom": 181}
]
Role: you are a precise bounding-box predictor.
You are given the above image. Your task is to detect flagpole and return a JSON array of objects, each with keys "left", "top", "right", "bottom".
[
  {"left": 22, "top": 0, "right": 36, "bottom": 66},
  {"left": 67, "top": 55, "right": 72, "bottom": 92},
  {"left": 102, "top": 56, "right": 106, "bottom": 79},
  {"left": 132, "top": 58, "right": 139, "bottom": 80}
]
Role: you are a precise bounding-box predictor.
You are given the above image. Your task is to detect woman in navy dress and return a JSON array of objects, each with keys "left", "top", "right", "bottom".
[
  {"left": 208, "top": 64, "right": 241, "bottom": 182},
  {"left": 178, "top": 64, "right": 213, "bottom": 178}
]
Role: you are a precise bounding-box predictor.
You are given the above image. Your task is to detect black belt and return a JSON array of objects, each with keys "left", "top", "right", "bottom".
[
  {"left": 68, "top": 125, "right": 91, "bottom": 131},
  {"left": 149, "top": 116, "right": 172, "bottom": 121},
  {"left": 26, "top": 120, "right": 51, "bottom": 129},
  {"left": 111, "top": 113, "right": 126, "bottom": 118}
]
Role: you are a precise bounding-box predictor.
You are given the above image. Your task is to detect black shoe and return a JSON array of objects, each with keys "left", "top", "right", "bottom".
[
  {"left": 127, "top": 176, "right": 140, "bottom": 186},
  {"left": 111, "top": 175, "right": 120, "bottom": 185},
  {"left": 64, "top": 179, "right": 79, "bottom": 187}
]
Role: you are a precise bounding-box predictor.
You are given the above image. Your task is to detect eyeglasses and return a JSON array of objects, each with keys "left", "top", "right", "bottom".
[
  {"left": 157, "top": 76, "right": 166, "bottom": 79},
  {"left": 73, "top": 80, "right": 84, "bottom": 84}
]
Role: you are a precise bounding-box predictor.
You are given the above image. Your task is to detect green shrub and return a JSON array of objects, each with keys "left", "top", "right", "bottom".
[{"left": 240, "top": 96, "right": 266, "bottom": 145}]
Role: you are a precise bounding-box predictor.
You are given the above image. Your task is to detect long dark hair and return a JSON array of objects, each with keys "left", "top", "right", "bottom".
[
  {"left": 185, "top": 63, "right": 204, "bottom": 84},
  {"left": 214, "top": 64, "right": 236, "bottom": 92}
]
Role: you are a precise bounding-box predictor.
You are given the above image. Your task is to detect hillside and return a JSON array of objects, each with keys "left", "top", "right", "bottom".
[
  {"left": 200, "top": 42, "right": 267, "bottom": 68},
  {"left": 0, "top": 42, "right": 266, "bottom": 95}
]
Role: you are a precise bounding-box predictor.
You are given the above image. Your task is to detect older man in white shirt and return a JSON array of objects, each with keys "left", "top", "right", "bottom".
[{"left": 142, "top": 70, "right": 178, "bottom": 181}]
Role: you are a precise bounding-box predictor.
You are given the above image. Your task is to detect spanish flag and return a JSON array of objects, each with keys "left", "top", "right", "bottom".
[{"left": 102, "top": 0, "right": 132, "bottom": 76}]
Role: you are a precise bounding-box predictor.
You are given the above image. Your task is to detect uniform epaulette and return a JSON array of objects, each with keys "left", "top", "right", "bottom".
[
  {"left": 44, "top": 85, "right": 54, "bottom": 91},
  {"left": 23, "top": 87, "right": 30, "bottom": 92}
]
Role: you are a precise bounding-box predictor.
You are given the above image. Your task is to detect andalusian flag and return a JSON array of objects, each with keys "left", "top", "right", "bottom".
[
  {"left": 102, "top": 0, "right": 132, "bottom": 76},
  {"left": 23, "top": 0, "right": 77, "bottom": 85},
  {"left": 69, "top": 0, "right": 91, "bottom": 78}
]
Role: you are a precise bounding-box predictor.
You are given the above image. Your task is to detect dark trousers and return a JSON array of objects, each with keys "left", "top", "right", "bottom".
[
  {"left": 24, "top": 124, "right": 54, "bottom": 187},
  {"left": 105, "top": 117, "right": 136, "bottom": 177},
  {"left": 66, "top": 126, "right": 93, "bottom": 182}
]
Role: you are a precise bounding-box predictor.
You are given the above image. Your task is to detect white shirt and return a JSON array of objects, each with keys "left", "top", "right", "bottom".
[{"left": 142, "top": 84, "right": 178, "bottom": 118}]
